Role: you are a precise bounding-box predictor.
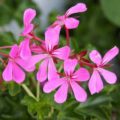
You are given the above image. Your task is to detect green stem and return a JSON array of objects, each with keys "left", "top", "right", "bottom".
[
  {"left": 36, "top": 81, "right": 40, "bottom": 102},
  {"left": 58, "top": 64, "right": 63, "bottom": 72},
  {"left": 21, "top": 84, "right": 37, "bottom": 101}
]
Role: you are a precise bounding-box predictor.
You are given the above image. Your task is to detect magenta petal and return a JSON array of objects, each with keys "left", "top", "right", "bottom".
[
  {"left": 88, "top": 70, "right": 103, "bottom": 95},
  {"left": 2, "top": 61, "right": 13, "bottom": 82},
  {"left": 27, "top": 54, "right": 48, "bottom": 68},
  {"left": 9, "top": 44, "right": 19, "bottom": 58},
  {"left": 12, "top": 63, "right": 25, "bottom": 84},
  {"left": 43, "top": 78, "right": 65, "bottom": 93},
  {"left": 37, "top": 59, "right": 48, "bottom": 82},
  {"left": 73, "top": 68, "right": 90, "bottom": 81},
  {"left": 66, "top": 3, "right": 87, "bottom": 16},
  {"left": 70, "top": 81, "right": 87, "bottom": 102},
  {"left": 22, "top": 24, "right": 34, "bottom": 35},
  {"left": 98, "top": 68, "right": 117, "bottom": 84},
  {"left": 102, "top": 46, "right": 119, "bottom": 65},
  {"left": 23, "top": 8, "right": 36, "bottom": 26},
  {"left": 45, "top": 26, "right": 60, "bottom": 51},
  {"left": 15, "top": 58, "right": 35, "bottom": 72},
  {"left": 48, "top": 58, "right": 59, "bottom": 81},
  {"left": 31, "top": 44, "right": 45, "bottom": 53},
  {"left": 64, "top": 59, "right": 77, "bottom": 75},
  {"left": 54, "top": 82, "right": 68, "bottom": 104},
  {"left": 65, "top": 18, "right": 79, "bottom": 29},
  {"left": 20, "top": 38, "right": 31, "bottom": 60},
  {"left": 89, "top": 50, "right": 102, "bottom": 66},
  {"left": 53, "top": 46, "right": 70, "bottom": 60}
]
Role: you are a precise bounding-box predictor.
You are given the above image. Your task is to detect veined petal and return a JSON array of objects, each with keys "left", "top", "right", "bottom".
[
  {"left": 12, "top": 63, "right": 25, "bottom": 84},
  {"left": 2, "top": 61, "right": 13, "bottom": 82},
  {"left": 23, "top": 8, "right": 36, "bottom": 26},
  {"left": 53, "top": 46, "right": 70, "bottom": 60},
  {"left": 70, "top": 81, "right": 87, "bottom": 102},
  {"left": 73, "top": 68, "right": 90, "bottom": 81},
  {"left": 54, "top": 82, "right": 68, "bottom": 104},
  {"left": 65, "top": 18, "right": 79, "bottom": 29},
  {"left": 45, "top": 26, "right": 60, "bottom": 51},
  {"left": 66, "top": 3, "right": 87, "bottom": 16},
  {"left": 88, "top": 70, "right": 103, "bottom": 95},
  {"left": 20, "top": 38, "right": 31, "bottom": 60},
  {"left": 48, "top": 58, "right": 59, "bottom": 81},
  {"left": 64, "top": 59, "right": 77, "bottom": 75},
  {"left": 98, "top": 68, "right": 117, "bottom": 84},
  {"left": 89, "top": 50, "right": 102, "bottom": 66},
  {"left": 37, "top": 59, "right": 48, "bottom": 82},
  {"left": 102, "top": 46, "right": 119, "bottom": 65},
  {"left": 43, "top": 78, "right": 65, "bottom": 93}
]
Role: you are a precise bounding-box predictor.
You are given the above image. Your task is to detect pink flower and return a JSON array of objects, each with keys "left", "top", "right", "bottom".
[
  {"left": 43, "top": 59, "right": 90, "bottom": 103},
  {"left": 2, "top": 45, "right": 35, "bottom": 84},
  {"left": 49, "top": 3, "right": 87, "bottom": 30},
  {"left": 28, "top": 28, "right": 70, "bottom": 82},
  {"left": 88, "top": 46, "right": 119, "bottom": 94},
  {"left": 22, "top": 8, "right": 36, "bottom": 36},
  {"left": 19, "top": 8, "right": 36, "bottom": 60}
]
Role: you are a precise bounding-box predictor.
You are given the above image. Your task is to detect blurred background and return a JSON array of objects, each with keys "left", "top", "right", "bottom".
[{"left": 0, "top": 0, "right": 120, "bottom": 120}]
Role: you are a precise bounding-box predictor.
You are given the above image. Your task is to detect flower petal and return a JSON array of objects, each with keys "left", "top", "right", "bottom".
[
  {"left": 43, "top": 78, "right": 65, "bottom": 93},
  {"left": 9, "top": 44, "right": 19, "bottom": 58},
  {"left": 70, "top": 81, "right": 87, "bottom": 102},
  {"left": 65, "top": 18, "right": 79, "bottom": 29},
  {"left": 45, "top": 26, "right": 60, "bottom": 51},
  {"left": 53, "top": 46, "right": 70, "bottom": 60},
  {"left": 16, "top": 58, "right": 35, "bottom": 72},
  {"left": 66, "top": 3, "right": 87, "bottom": 16},
  {"left": 98, "top": 68, "right": 117, "bottom": 84},
  {"left": 88, "top": 70, "right": 103, "bottom": 94},
  {"left": 73, "top": 68, "right": 90, "bottom": 81},
  {"left": 48, "top": 58, "right": 59, "bottom": 81},
  {"left": 37, "top": 59, "right": 48, "bottom": 82},
  {"left": 22, "top": 24, "right": 34, "bottom": 35},
  {"left": 54, "top": 82, "right": 68, "bottom": 103},
  {"left": 12, "top": 63, "right": 25, "bottom": 84},
  {"left": 27, "top": 54, "right": 48, "bottom": 68},
  {"left": 89, "top": 50, "right": 102, "bottom": 66},
  {"left": 2, "top": 61, "right": 13, "bottom": 82},
  {"left": 102, "top": 46, "right": 119, "bottom": 65},
  {"left": 23, "top": 8, "right": 36, "bottom": 26},
  {"left": 20, "top": 38, "right": 31, "bottom": 60},
  {"left": 64, "top": 59, "right": 77, "bottom": 75}
]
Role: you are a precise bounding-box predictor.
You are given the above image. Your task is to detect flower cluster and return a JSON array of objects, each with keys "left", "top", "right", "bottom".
[{"left": 0, "top": 3, "right": 119, "bottom": 104}]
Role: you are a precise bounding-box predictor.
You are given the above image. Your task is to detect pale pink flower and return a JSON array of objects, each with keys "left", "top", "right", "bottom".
[
  {"left": 44, "top": 59, "right": 90, "bottom": 103},
  {"left": 2, "top": 45, "right": 35, "bottom": 84},
  {"left": 88, "top": 46, "right": 119, "bottom": 94},
  {"left": 49, "top": 3, "right": 87, "bottom": 30},
  {"left": 22, "top": 8, "right": 36, "bottom": 36},
  {"left": 28, "top": 28, "right": 70, "bottom": 82}
]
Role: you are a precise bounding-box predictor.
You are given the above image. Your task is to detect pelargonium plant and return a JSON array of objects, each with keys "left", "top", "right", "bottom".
[{"left": 0, "top": 3, "right": 119, "bottom": 106}]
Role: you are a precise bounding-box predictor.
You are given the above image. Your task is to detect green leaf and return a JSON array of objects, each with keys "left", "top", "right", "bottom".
[
  {"left": 75, "top": 94, "right": 112, "bottom": 120},
  {"left": 21, "top": 94, "right": 54, "bottom": 120},
  {"left": 100, "top": 0, "right": 120, "bottom": 26}
]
